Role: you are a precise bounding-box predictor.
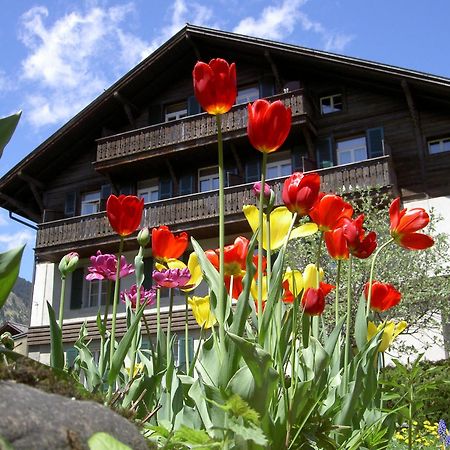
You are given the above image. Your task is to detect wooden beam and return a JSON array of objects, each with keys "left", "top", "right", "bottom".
[
  {"left": 186, "top": 32, "right": 201, "bottom": 60},
  {"left": 401, "top": 79, "right": 426, "bottom": 191},
  {"left": 0, "top": 192, "right": 40, "bottom": 223},
  {"left": 302, "top": 126, "right": 316, "bottom": 163},
  {"left": 17, "top": 171, "right": 44, "bottom": 213},
  {"left": 165, "top": 159, "right": 179, "bottom": 194},
  {"left": 264, "top": 50, "right": 282, "bottom": 93},
  {"left": 17, "top": 171, "right": 45, "bottom": 190},
  {"left": 113, "top": 91, "right": 137, "bottom": 126}
]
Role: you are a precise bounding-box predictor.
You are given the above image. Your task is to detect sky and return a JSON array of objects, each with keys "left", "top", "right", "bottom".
[{"left": 1, "top": 0, "right": 450, "bottom": 281}]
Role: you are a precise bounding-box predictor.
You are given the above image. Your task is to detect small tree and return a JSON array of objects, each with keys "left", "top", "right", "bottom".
[{"left": 286, "top": 187, "right": 450, "bottom": 356}]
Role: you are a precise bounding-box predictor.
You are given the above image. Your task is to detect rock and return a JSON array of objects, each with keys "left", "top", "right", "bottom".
[{"left": 0, "top": 381, "right": 149, "bottom": 449}]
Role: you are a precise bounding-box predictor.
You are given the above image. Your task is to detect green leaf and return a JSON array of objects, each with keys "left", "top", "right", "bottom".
[
  {"left": 173, "top": 425, "right": 212, "bottom": 445},
  {"left": 108, "top": 301, "right": 146, "bottom": 384},
  {"left": 354, "top": 294, "right": 368, "bottom": 351},
  {"left": 46, "top": 301, "right": 64, "bottom": 370},
  {"left": 74, "top": 322, "right": 101, "bottom": 390},
  {"left": 0, "top": 111, "right": 21, "bottom": 157},
  {"left": 228, "top": 420, "right": 268, "bottom": 446},
  {"left": 0, "top": 245, "right": 25, "bottom": 308},
  {"left": 87, "top": 432, "right": 132, "bottom": 450}
]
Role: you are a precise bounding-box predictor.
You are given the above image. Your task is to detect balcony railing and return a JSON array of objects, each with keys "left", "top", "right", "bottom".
[
  {"left": 96, "top": 90, "right": 310, "bottom": 165},
  {"left": 36, "top": 156, "right": 395, "bottom": 251}
]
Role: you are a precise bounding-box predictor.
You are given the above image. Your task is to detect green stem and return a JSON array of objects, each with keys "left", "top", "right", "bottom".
[
  {"left": 216, "top": 114, "right": 226, "bottom": 358},
  {"left": 257, "top": 152, "right": 268, "bottom": 339},
  {"left": 58, "top": 277, "right": 66, "bottom": 330},
  {"left": 366, "top": 238, "right": 394, "bottom": 317},
  {"left": 316, "top": 231, "right": 323, "bottom": 285},
  {"left": 142, "top": 313, "right": 155, "bottom": 362},
  {"left": 266, "top": 212, "right": 272, "bottom": 291},
  {"left": 107, "top": 236, "right": 124, "bottom": 400},
  {"left": 343, "top": 255, "right": 353, "bottom": 391},
  {"left": 129, "top": 282, "right": 142, "bottom": 381},
  {"left": 103, "top": 280, "right": 112, "bottom": 331},
  {"left": 335, "top": 260, "right": 341, "bottom": 324},
  {"left": 167, "top": 288, "right": 174, "bottom": 365},
  {"left": 185, "top": 294, "right": 190, "bottom": 372}
]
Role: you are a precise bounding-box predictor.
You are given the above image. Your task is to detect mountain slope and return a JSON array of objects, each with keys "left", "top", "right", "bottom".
[{"left": 0, "top": 277, "right": 32, "bottom": 326}]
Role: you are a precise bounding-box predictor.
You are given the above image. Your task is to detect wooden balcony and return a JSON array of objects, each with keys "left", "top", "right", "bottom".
[
  {"left": 36, "top": 156, "right": 396, "bottom": 259},
  {"left": 95, "top": 90, "right": 313, "bottom": 169}
]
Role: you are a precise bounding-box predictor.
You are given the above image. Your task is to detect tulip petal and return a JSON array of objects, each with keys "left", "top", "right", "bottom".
[
  {"left": 291, "top": 222, "right": 318, "bottom": 239},
  {"left": 243, "top": 204, "right": 259, "bottom": 234},
  {"left": 399, "top": 232, "right": 434, "bottom": 250}
]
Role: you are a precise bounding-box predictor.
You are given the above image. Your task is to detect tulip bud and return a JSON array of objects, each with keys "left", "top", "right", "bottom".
[
  {"left": 137, "top": 227, "right": 150, "bottom": 247},
  {"left": 58, "top": 252, "right": 79, "bottom": 279},
  {"left": 1, "top": 332, "right": 14, "bottom": 350},
  {"left": 253, "top": 181, "right": 271, "bottom": 199}
]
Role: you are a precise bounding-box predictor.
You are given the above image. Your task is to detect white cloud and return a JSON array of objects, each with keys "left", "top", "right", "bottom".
[
  {"left": 233, "top": 0, "right": 353, "bottom": 52},
  {"left": 18, "top": 3, "right": 152, "bottom": 127},
  {"left": 0, "top": 70, "right": 14, "bottom": 94},
  {"left": 0, "top": 230, "right": 34, "bottom": 251}
]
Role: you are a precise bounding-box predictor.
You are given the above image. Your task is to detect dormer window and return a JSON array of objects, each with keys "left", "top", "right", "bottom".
[
  {"left": 320, "top": 94, "right": 343, "bottom": 115},
  {"left": 165, "top": 102, "right": 188, "bottom": 122}
]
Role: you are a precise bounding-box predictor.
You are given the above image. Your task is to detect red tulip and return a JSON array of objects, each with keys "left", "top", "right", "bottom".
[
  {"left": 106, "top": 194, "right": 144, "bottom": 237},
  {"left": 309, "top": 194, "right": 353, "bottom": 232},
  {"left": 324, "top": 227, "right": 349, "bottom": 260},
  {"left": 247, "top": 99, "right": 292, "bottom": 153},
  {"left": 389, "top": 197, "right": 434, "bottom": 250},
  {"left": 301, "top": 282, "right": 334, "bottom": 316},
  {"left": 342, "top": 214, "right": 377, "bottom": 259},
  {"left": 152, "top": 226, "right": 188, "bottom": 261},
  {"left": 206, "top": 236, "right": 249, "bottom": 299},
  {"left": 193, "top": 58, "right": 236, "bottom": 115},
  {"left": 282, "top": 172, "right": 321, "bottom": 216},
  {"left": 364, "top": 281, "right": 401, "bottom": 312}
]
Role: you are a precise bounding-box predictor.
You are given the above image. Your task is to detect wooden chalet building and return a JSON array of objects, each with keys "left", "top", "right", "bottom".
[{"left": 1, "top": 25, "right": 450, "bottom": 363}]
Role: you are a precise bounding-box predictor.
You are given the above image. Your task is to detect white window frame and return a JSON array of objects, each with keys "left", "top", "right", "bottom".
[
  {"left": 165, "top": 102, "right": 188, "bottom": 122},
  {"left": 81, "top": 191, "right": 101, "bottom": 215},
  {"left": 336, "top": 136, "right": 368, "bottom": 165},
  {"left": 138, "top": 185, "right": 159, "bottom": 203},
  {"left": 266, "top": 159, "right": 292, "bottom": 179},
  {"left": 85, "top": 278, "right": 108, "bottom": 308},
  {"left": 428, "top": 137, "right": 450, "bottom": 155},
  {"left": 320, "top": 94, "right": 343, "bottom": 115},
  {"left": 198, "top": 166, "right": 219, "bottom": 192}
]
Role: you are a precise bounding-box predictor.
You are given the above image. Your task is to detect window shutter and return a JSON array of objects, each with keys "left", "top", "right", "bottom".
[
  {"left": 259, "top": 75, "right": 275, "bottom": 98},
  {"left": 148, "top": 104, "right": 162, "bottom": 125},
  {"left": 64, "top": 192, "right": 77, "bottom": 217},
  {"left": 316, "top": 137, "right": 334, "bottom": 168},
  {"left": 187, "top": 96, "right": 201, "bottom": 115},
  {"left": 143, "top": 257, "right": 153, "bottom": 290},
  {"left": 159, "top": 178, "right": 173, "bottom": 200},
  {"left": 366, "top": 127, "right": 384, "bottom": 158},
  {"left": 70, "top": 268, "right": 84, "bottom": 310},
  {"left": 245, "top": 160, "right": 261, "bottom": 182},
  {"left": 65, "top": 347, "right": 77, "bottom": 368},
  {"left": 179, "top": 174, "right": 194, "bottom": 195},
  {"left": 100, "top": 184, "right": 111, "bottom": 210}
]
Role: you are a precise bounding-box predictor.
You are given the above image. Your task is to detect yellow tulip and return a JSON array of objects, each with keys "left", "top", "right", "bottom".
[
  {"left": 367, "top": 320, "right": 407, "bottom": 352},
  {"left": 188, "top": 295, "right": 217, "bottom": 329},
  {"left": 243, "top": 205, "right": 317, "bottom": 251},
  {"left": 302, "top": 263, "right": 324, "bottom": 290},
  {"left": 284, "top": 267, "right": 304, "bottom": 297}
]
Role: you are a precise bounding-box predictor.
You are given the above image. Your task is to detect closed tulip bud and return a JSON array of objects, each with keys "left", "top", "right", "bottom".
[
  {"left": 58, "top": 252, "right": 79, "bottom": 279},
  {"left": 137, "top": 227, "right": 150, "bottom": 247}
]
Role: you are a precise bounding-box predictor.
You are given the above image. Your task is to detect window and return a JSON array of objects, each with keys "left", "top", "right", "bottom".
[
  {"left": 81, "top": 191, "right": 100, "bottom": 215},
  {"left": 137, "top": 180, "right": 159, "bottom": 203},
  {"left": 198, "top": 166, "right": 219, "bottom": 192},
  {"left": 165, "top": 102, "right": 187, "bottom": 122},
  {"left": 86, "top": 279, "right": 109, "bottom": 308},
  {"left": 236, "top": 85, "right": 259, "bottom": 105},
  {"left": 320, "top": 94, "right": 343, "bottom": 115},
  {"left": 428, "top": 137, "right": 450, "bottom": 155},
  {"left": 336, "top": 136, "right": 367, "bottom": 165},
  {"left": 266, "top": 159, "right": 292, "bottom": 179}
]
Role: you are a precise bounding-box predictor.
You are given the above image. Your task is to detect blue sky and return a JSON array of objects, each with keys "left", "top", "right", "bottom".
[{"left": 1, "top": 0, "right": 450, "bottom": 281}]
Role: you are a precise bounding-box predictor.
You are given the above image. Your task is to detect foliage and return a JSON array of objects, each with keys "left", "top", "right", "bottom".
[
  {"left": 387, "top": 421, "right": 441, "bottom": 449},
  {"left": 88, "top": 432, "right": 132, "bottom": 450},
  {"left": 287, "top": 188, "right": 450, "bottom": 353},
  {"left": 0, "top": 246, "right": 25, "bottom": 309},
  {"left": 0, "top": 111, "right": 21, "bottom": 158},
  {"left": 382, "top": 357, "right": 450, "bottom": 424}
]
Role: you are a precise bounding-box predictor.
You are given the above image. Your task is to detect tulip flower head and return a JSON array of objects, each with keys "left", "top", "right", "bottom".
[
  {"left": 188, "top": 295, "right": 217, "bottom": 329},
  {"left": 58, "top": 252, "right": 79, "bottom": 279},
  {"left": 324, "top": 227, "right": 349, "bottom": 260},
  {"left": 86, "top": 250, "right": 134, "bottom": 281},
  {"left": 309, "top": 194, "right": 353, "bottom": 232},
  {"left": 152, "top": 267, "right": 192, "bottom": 289},
  {"left": 121, "top": 284, "right": 157, "bottom": 308},
  {"left": 106, "top": 194, "right": 144, "bottom": 237},
  {"left": 367, "top": 320, "right": 407, "bottom": 353},
  {"left": 301, "top": 282, "right": 334, "bottom": 316},
  {"left": 152, "top": 225, "right": 189, "bottom": 262},
  {"left": 247, "top": 99, "right": 292, "bottom": 153},
  {"left": 364, "top": 280, "right": 401, "bottom": 312},
  {"left": 193, "top": 58, "right": 236, "bottom": 115},
  {"left": 282, "top": 172, "right": 321, "bottom": 216},
  {"left": 342, "top": 214, "right": 377, "bottom": 259},
  {"left": 389, "top": 197, "right": 434, "bottom": 250}
]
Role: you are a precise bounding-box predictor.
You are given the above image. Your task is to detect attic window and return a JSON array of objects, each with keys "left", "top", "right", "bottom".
[
  {"left": 320, "top": 94, "right": 343, "bottom": 115},
  {"left": 428, "top": 137, "right": 450, "bottom": 155}
]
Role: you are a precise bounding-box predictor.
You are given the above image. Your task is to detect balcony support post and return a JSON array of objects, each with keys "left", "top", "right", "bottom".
[{"left": 264, "top": 50, "right": 282, "bottom": 93}]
